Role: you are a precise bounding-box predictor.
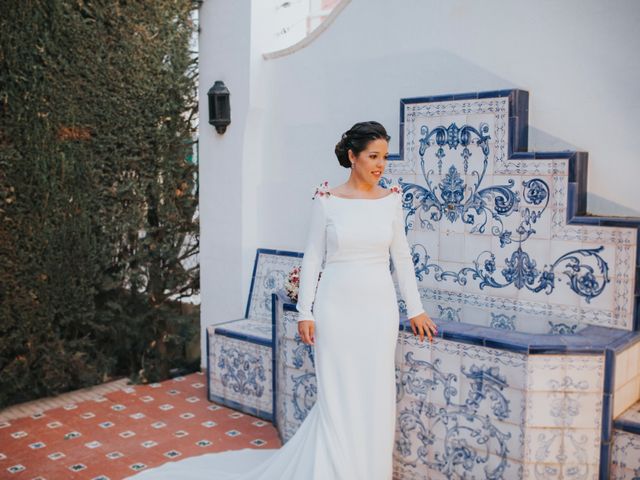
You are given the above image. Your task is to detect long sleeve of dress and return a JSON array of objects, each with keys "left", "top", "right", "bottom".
[
  {"left": 295, "top": 195, "right": 327, "bottom": 322},
  {"left": 389, "top": 194, "right": 425, "bottom": 319}
]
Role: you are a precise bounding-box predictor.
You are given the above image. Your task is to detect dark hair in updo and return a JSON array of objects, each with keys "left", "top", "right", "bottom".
[{"left": 334, "top": 121, "right": 391, "bottom": 169}]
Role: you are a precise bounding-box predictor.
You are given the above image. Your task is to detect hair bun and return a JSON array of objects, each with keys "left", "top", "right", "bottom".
[{"left": 334, "top": 121, "right": 390, "bottom": 169}]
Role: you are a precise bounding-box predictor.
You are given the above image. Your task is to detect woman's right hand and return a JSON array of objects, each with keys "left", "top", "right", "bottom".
[{"left": 298, "top": 320, "right": 315, "bottom": 345}]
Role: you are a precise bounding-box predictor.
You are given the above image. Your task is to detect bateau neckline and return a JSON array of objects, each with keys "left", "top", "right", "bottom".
[{"left": 328, "top": 191, "right": 395, "bottom": 201}]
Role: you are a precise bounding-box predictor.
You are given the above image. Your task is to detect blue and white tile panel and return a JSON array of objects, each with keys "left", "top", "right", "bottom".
[
  {"left": 523, "top": 354, "right": 604, "bottom": 479},
  {"left": 612, "top": 397, "right": 640, "bottom": 479},
  {"left": 385, "top": 94, "right": 637, "bottom": 331},
  {"left": 393, "top": 333, "right": 527, "bottom": 479},
  {"left": 392, "top": 337, "right": 605, "bottom": 479},
  {"left": 246, "top": 251, "right": 302, "bottom": 323},
  {"left": 208, "top": 332, "right": 273, "bottom": 420},
  {"left": 274, "top": 306, "right": 316, "bottom": 443},
  {"left": 273, "top": 299, "right": 609, "bottom": 478},
  {"left": 611, "top": 430, "right": 640, "bottom": 479}
]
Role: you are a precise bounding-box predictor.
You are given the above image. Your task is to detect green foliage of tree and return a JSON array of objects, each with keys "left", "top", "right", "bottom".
[{"left": 0, "top": 0, "right": 201, "bottom": 407}]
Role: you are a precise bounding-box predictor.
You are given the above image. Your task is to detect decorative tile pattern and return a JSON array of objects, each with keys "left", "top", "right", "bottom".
[
  {"left": 209, "top": 335, "right": 273, "bottom": 419},
  {"left": 612, "top": 430, "right": 640, "bottom": 479},
  {"left": 274, "top": 294, "right": 618, "bottom": 478},
  {"left": 520, "top": 355, "right": 604, "bottom": 477},
  {"left": 393, "top": 334, "right": 527, "bottom": 479},
  {"left": 0, "top": 372, "right": 280, "bottom": 479},
  {"left": 383, "top": 93, "right": 637, "bottom": 331},
  {"left": 246, "top": 251, "right": 303, "bottom": 322},
  {"left": 274, "top": 303, "right": 316, "bottom": 443},
  {"left": 526, "top": 355, "right": 604, "bottom": 393}
]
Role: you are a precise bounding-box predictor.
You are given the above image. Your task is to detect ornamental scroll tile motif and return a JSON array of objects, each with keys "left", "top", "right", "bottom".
[
  {"left": 290, "top": 372, "right": 316, "bottom": 421},
  {"left": 217, "top": 345, "right": 267, "bottom": 398},
  {"left": 395, "top": 349, "right": 514, "bottom": 479},
  {"left": 390, "top": 121, "right": 610, "bottom": 304}
]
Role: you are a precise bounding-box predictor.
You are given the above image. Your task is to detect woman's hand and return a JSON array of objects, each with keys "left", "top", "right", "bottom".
[
  {"left": 410, "top": 312, "right": 438, "bottom": 343},
  {"left": 298, "top": 320, "right": 315, "bottom": 345}
]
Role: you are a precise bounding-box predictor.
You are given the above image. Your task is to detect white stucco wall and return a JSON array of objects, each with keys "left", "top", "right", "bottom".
[
  {"left": 198, "top": 0, "right": 640, "bottom": 364},
  {"left": 197, "top": 0, "right": 252, "bottom": 359}
]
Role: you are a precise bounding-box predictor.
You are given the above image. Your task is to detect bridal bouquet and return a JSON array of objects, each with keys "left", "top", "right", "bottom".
[
  {"left": 285, "top": 265, "right": 322, "bottom": 302},
  {"left": 285, "top": 266, "right": 302, "bottom": 302}
]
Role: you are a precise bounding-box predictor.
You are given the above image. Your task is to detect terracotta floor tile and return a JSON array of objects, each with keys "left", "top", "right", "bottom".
[{"left": 0, "top": 372, "right": 281, "bottom": 479}]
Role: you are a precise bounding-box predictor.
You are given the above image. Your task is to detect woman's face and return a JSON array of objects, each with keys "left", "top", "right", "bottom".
[{"left": 348, "top": 138, "right": 389, "bottom": 185}]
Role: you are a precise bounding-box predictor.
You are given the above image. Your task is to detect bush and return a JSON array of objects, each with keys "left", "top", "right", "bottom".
[{"left": 0, "top": 0, "right": 201, "bottom": 407}]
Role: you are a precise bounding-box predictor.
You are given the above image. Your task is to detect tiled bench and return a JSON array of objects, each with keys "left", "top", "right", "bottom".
[
  {"left": 268, "top": 89, "right": 640, "bottom": 479},
  {"left": 613, "top": 402, "right": 640, "bottom": 478},
  {"left": 611, "top": 341, "right": 640, "bottom": 479},
  {"left": 272, "top": 281, "right": 640, "bottom": 479},
  {"left": 206, "top": 248, "right": 302, "bottom": 421}
]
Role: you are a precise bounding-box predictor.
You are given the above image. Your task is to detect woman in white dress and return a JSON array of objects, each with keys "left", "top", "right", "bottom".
[{"left": 127, "top": 121, "right": 438, "bottom": 480}]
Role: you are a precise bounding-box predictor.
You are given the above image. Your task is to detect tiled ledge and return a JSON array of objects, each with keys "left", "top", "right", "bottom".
[
  {"left": 0, "top": 377, "right": 130, "bottom": 422},
  {"left": 399, "top": 318, "right": 640, "bottom": 355},
  {"left": 615, "top": 400, "right": 640, "bottom": 435},
  {"left": 281, "top": 301, "right": 640, "bottom": 355},
  {"left": 213, "top": 319, "right": 274, "bottom": 347}
]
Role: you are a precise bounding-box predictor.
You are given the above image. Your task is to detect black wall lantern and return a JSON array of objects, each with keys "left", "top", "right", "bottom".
[{"left": 207, "top": 80, "right": 230, "bottom": 134}]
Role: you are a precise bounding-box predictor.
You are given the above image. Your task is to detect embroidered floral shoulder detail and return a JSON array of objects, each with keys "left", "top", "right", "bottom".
[
  {"left": 312, "top": 181, "right": 400, "bottom": 199},
  {"left": 312, "top": 180, "right": 332, "bottom": 199}
]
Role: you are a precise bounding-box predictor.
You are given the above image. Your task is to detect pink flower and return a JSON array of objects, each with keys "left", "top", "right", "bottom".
[
  {"left": 285, "top": 265, "right": 302, "bottom": 302},
  {"left": 313, "top": 180, "right": 331, "bottom": 199}
]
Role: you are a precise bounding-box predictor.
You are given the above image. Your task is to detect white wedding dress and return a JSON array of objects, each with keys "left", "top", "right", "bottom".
[{"left": 127, "top": 184, "right": 424, "bottom": 480}]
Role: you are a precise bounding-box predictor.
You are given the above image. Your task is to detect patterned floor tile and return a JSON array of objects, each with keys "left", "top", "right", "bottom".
[{"left": 0, "top": 372, "right": 280, "bottom": 479}]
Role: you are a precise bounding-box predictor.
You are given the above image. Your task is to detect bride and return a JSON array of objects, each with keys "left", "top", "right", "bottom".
[{"left": 128, "top": 121, "right": 438, "bottom": 479}]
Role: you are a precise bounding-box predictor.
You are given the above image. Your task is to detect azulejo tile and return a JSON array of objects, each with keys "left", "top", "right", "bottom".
[
  {"left": 282, "top": 392, "right": 313, "bottom": 437},
  {"left": 281, "top": 309, "right": 300, "bottom": 341},
  {"left": 388, "top": 94, "right": 637, "bottom": 332},
  {"left": 248, "top": 252, "right": 302, "bottom": 322},
  {"left": 281, "top": 337, "right": 315, "bottom": 371},
  {"left": 492, "top": 420, "right": 525, "bottom": 461},
  {"left": 562, "top": 355, "right": 605, "bottom": 392},
  {"left": 525, "top": 389, "right": 602, "bottom": 430},
  {"left": 475, "top": 385, "right": 525, "bottom": 425},
  {"left": 209, "top": 335, "right": 273, "bottom": 417},
  {"left": 395, "top": 341, "right": 525, "bottom": 475},
  {"left": 525, "top": 391, "right": 565, "bottom": 427},
  {"left": 563, "top": 428, "right": 601, "bottom": 467},
  {"left": 395, "top": 427, "right": 518, "bottom": 479},
  {"left": 611, "top": 466, "right": 640, "bottom": 479},
  {"left": 522, "top": 460, "right": 563, "bottom": 480},
  {"left": 215, "top": 319, "right": 273, "bottom": 343},
  {"left": 526, "top": 354, "right": 604, "bottom": 393},
  {"left": 459, "top": 341, "right": 528, "bottom": 391},
  {"left": 611, "top": 430, "right": 640, "bottom": 473}
]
